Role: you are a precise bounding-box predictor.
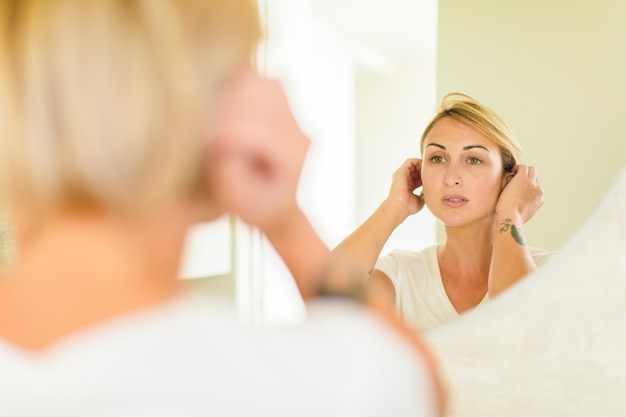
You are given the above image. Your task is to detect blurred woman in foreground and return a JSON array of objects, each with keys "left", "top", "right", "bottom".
[{"left": 0, "top": 0, "right": 443, "bottom": 415}]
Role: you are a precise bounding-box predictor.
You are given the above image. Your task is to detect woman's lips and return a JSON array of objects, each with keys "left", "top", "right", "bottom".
[{"left": 441, "top": 194, "right": 468, "bottom": 208}]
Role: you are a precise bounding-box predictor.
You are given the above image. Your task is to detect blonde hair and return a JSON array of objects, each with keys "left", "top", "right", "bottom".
[
  {"left": 420, "top": 93, "right": 522, "bottom": 172},
  {"left": 0, "top": 0, "right": 261, "bottom": 216}
]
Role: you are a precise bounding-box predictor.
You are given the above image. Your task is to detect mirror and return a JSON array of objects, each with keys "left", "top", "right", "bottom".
[
  {"left": 249, "top": 0, "right": 626, "bottom": 327},
  {"left": 260, "top": 2, "right": 626, "bottom": 414}
]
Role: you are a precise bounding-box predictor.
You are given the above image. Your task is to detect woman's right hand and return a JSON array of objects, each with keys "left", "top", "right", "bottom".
[
  {"left": 385, "top": 158, "right": 426, "bottom": 218},
  {"left": 207, "top": 69, "right": 309, "bottom": 235}
]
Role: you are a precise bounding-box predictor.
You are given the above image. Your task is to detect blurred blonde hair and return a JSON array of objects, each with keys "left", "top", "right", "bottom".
[
  {"left": 0, "top": 0, "right": 261, "bottom": 216},
  {"left": 420, "top": 93, "right": 522, "bottom": 172}
]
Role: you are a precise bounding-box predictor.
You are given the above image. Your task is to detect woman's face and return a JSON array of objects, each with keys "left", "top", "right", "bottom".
[{"left": 421, "top": 117, "right": 508, "bottom": 227}]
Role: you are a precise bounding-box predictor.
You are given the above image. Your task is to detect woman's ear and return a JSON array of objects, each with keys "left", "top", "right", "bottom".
[{"left": 501, "top": 169, "right": 516, "bottom": 189}]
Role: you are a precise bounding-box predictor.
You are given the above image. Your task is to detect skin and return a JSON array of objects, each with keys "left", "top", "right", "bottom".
[
  {"left": 334, "top": 116, "right": 544, "bottom": 314},
  {"left": 421, "top": 117, "right": 510, "bottom": 230}
]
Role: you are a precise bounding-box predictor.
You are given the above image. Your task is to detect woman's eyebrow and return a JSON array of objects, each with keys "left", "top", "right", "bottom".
[
  {"left": 426, "top": 143, "right": 446, "bottom": 150},
  {"left": 426, "top": 143, "right": 490, "bottom": 152},
  {"left": 463, "top": 144, "right": 489, "bottom": 152}
]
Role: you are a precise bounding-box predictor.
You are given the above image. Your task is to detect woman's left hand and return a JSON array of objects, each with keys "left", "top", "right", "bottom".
[{"left": 496, "top": 164, "right": 544, "bottom": 223}]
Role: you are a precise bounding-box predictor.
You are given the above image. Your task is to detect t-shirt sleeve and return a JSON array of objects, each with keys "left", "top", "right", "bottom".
[
  {"left": 373, "top": 251, "right": 402, "bottom": 288},
  {"left": 530, "top": 247, "right": 556, "bottom": 268}
]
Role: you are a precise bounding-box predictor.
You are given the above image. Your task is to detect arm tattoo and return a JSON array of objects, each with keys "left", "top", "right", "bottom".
[
  {"left": 498, "top": 218, "right": 512, "bottom": 233},
  {"left": 499, "top": 218, "right": 526, "bottom": 246},
  {"left": 511, "top": 224, "right": 526, "bottom": 246}
]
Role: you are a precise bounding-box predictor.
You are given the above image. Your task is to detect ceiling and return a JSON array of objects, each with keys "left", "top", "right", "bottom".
[{"left": 311, "top": 0, "right": 437, "bottom": 59}]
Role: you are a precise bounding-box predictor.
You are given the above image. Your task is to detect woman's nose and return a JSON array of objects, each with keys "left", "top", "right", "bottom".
[{"left": 443, "top": 163, "right": 462, "bottom": 186}]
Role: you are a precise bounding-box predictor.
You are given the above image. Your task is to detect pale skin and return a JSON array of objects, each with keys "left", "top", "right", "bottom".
[{"left": 334, "top": 117, "right": 544, "bottom": 314}]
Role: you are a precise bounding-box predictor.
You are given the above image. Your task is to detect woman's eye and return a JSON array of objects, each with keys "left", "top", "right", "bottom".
[
  {"left": 430, "top": 155, "right": 446, "bottom": 163},
  {"left": 467, "top": 157, "right": 482, "bottom": 165}
]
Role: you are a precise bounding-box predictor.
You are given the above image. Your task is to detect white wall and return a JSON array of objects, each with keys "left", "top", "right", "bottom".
[
  {"left": 437, "top": 0, "right": 626, "bottom": 250},
  {"left": 356, "top": 58, "right": 437, "bottom": 256}
]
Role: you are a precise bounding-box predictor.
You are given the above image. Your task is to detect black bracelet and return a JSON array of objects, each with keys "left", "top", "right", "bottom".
[{"left": 314, "top": 260, "right": 370, "bottom": 303}]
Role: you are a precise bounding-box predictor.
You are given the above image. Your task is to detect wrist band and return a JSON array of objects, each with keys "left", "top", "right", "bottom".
[{"left": 314, "top": 258, "right": 370, "bottom": 303}]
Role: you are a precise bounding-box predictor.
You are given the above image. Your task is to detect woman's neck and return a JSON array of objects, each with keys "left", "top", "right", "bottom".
[
  {"left": 438, "top": 216, "right": 496, "bottom": 282},
  {"left": 435, "top": 217, "right": 497, "bottom": 313},
  {"left": 0, "top": 208, "right": 193, "bottom": 351}
]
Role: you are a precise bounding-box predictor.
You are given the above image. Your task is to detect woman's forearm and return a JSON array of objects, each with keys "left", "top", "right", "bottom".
[
  {"left": 488, "top": 212, "right": 537, "bottom": 297},
  {"left": 333, "top": 199, "right": 410, "bottom": 275},
  {"left": 262, "top": 207, "right": 330, "bottom": 300}
]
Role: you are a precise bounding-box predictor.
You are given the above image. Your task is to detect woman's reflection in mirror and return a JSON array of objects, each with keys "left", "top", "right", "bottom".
[{"left": 334, "top": 93, "right": 552, "bottom": 333}]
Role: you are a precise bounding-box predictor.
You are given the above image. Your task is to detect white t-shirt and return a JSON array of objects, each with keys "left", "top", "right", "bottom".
[
  {"left": 375, "top": 245, "right": 553, "bottom": 333},
  {"left": 0, "top": 293, "right": 437, "bottom": 417}
]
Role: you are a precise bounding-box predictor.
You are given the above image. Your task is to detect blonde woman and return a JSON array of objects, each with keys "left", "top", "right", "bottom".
[
  {"left": 335, "top": 93, "right": 551, "bottom": 333},
  {"left": 0, "top": 0, "right": 443, "bottom": 415}
]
